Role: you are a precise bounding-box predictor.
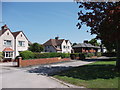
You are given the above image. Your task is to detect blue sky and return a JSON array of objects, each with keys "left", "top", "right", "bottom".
[{"left": 2, "top": 2, "right": 95, "bottom": 44}]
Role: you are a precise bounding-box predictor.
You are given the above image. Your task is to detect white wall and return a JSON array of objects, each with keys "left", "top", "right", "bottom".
[
  {"left": 66, "top": 41, "right": 72, "bottom": 53},
  {"left": 0, "top": 30, "right": 15, "bottom": 59},
  {"left": 15, "top": 32, "right": 28, "bottom": 56},
  {"left": 44, "top": 45, "right": 56, "bottom": 52}
]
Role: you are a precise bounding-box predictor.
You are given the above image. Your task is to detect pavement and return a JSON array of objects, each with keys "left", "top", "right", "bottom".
[{"left": 0, "top": 60, "right": 94, "bottom": 89}]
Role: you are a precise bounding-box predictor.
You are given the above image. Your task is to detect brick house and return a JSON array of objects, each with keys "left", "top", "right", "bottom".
[{"left": 72, "top": 43, "right": 101, "bottom": 53}]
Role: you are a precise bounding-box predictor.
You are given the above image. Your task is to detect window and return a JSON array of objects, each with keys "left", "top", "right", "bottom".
[
  {"left": 63, "top": 46, "right": 66, "bottom": 48},
  {"left": 18, "top": 41, "right": 25, "bottom": 46},
  {"left": 4, "top": 40, "right": 12, "bottom": 46},
  {"left": 4, "top": 52, "right": 13, "bottom": 58},
  {"left": 68, "top": 46, "right": 70, "bottom": 49}
]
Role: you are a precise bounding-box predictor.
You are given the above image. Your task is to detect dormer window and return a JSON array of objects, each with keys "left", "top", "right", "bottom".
[{"left": 21, "top": 34, "right": 22, "bottom": 37}]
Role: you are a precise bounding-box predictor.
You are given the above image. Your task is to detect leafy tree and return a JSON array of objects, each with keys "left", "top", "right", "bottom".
[
  {"left": 72, "top": 43, "right": 77, "bottom": 46},
  {"left": 29, "top": 43, "right": 44, "bottom": 53},
  {"left": 76, "top": 1, "right": 120, "bottom": 69},
  {"left": 88, "top": 38, "right": 100, "bottom": 46}
]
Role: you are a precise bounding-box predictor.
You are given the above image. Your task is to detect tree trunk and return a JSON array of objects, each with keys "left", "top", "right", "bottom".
[{"left": 116, "top": 40, "right": 120, "bottom": 71}]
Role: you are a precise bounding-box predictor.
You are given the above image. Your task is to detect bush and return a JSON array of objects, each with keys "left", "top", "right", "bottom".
[
  {"left": 33, "top": 52, "right": 70, "bottom": 59},
  {"left": 0, "top": 52, "right": 3, "bottom": 61},
  {"left": 20, "top": 51, "right": 34, "bottom": 60},
  {"left": 86, "top": 53, "right": 95, "bottom": 57},
  {"left": 102, "top": 52, "right": 116, "bottom": 57},
  {"left": 70, "top": 53, "right": 79, "bottom": 59},
  {"left": 96, "top": 52, "right": 102, "bottom": 57}
]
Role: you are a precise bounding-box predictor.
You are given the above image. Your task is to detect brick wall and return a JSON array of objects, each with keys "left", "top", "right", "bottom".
[{"left": 18, "top": 57, "right": 70, "bottom": 67}]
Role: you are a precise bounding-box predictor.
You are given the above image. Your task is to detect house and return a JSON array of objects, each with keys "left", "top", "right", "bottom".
[
  {"left": 43, "top": 37, "right": 72, "bottom": 53},
  {"left": 72, "top": 41, "right": 102, "bottom": 53},
  {"left": 0, "top": 25, "right": 29, "bottom": 60}
]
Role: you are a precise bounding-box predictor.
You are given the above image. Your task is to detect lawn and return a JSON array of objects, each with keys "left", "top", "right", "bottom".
[{"left": 53, "top": 60, "right": 119, "bottom": 88}]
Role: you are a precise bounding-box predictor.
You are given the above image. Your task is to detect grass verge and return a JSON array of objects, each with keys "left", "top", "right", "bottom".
[{"left": 53, "top": 61, "right": 119, "bottom": 88}]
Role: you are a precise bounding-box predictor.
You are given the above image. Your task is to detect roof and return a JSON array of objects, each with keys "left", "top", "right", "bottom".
[
  {"left": 12, "top": 31, "right": 21, "bottom": 38},
  {"left": 12, "top": 31, "right": 29, "bottom": 41},
  {"left": 73, "top": 43, "right": 95, "bottom": 48},
  {"left": 3, "top": 48, "right": 14, "bottom": 52},
  {"left": 0, "top": 29, "right": 8, "bottom": 36},
  {"left": 0, "top": 25, "right": 29, "bottom": 41},
  {"left": 43, "top": 39, "right": 64, "bottom": 46}
]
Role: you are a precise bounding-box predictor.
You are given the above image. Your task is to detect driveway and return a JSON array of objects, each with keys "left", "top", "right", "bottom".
[{"left": 0, "top": 60, "right": 94, "bottom": 89}]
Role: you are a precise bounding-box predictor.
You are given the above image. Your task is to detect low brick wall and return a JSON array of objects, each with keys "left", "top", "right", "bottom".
[{"left": 18, "top": 57, "right": 70, "bottom": 67}]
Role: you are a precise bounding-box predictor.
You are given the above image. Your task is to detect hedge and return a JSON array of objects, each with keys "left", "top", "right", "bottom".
[
  {"left": 0, "top": 52, "right": 3, "bottom": 61},
  {"left": 19, "top": 51, "right": 70, "bottom": 60},
  {"left": 20, "top": 51, "right": 34, "bottom": 60},
  {"left": 102, "top": 52, "right": 116, "bottom": 57},
  {"left": 70, "top": 52, "right": 99, "bottom": 60}
]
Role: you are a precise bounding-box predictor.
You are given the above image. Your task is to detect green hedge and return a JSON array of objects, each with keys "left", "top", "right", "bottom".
[
  {"left": 0, "top": 52, "right": 3, "bottom": 61},
  {"left": 20, "top": 51, "right": 34, "bottom": 60},
  {"left": 96, "top": 52, "right": 102, "bottom": 57},
  {"left": 70, "top": 53, "right": 97, "bottom": 60},
  {"left": 20, "top": 51, "right": 70, "bottom": 60}
]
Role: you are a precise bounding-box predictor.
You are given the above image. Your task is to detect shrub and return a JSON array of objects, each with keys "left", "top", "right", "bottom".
[
  {"left": 79, "top": 53, "right": 86, "bottom": 60},
  {"left": 34, "top": 52, "right": 70, "bottom": 59},
  {"left": 70, "top": 53, "right": 79, "bottom": 59},
  {"left": 96, "top": 52, "right": 102, "bottom": 57},
  {"left": 86, "top": 53, "right": 95, "bottom": 57},
  {"left": 0, "top": 52, "right": 3, "bottom": 61},
  {"left": 20, "top": 51, "right": 34, "bottom": 60},
  {"left": 102, "top": 52, "right": 116, "bottom": 57}
]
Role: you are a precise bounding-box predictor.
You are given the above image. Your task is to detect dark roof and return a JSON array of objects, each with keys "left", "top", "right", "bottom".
[
  {"left": 43, "top": 39, "right": 64, "bottom": 46},
  {"left": 12, "top": 31, "right": 29, "bottom": 41},
  {"left": 12, "top": 31, "right": 21, "bottom": 38},
  {"left": 0, "top": 29, "right": 8, "bottom": 36},
  {"left": 73, "top": 43, "right": 95, "bottom": 48}
]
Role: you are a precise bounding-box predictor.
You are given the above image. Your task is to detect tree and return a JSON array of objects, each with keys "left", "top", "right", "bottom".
[
  {"left": 28, "top": 43, "right": 44, "bottom": 53},
  {"left": 88, "top": 38, "right": 100, "bottom": 46},
  {"left": 76, "top": 1, "right": 120, "bottom": 69},
  {"left": 72, "top": 43, "right": 77, "bottom": 46}
]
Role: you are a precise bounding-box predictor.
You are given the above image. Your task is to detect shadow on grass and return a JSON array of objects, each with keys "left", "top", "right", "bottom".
[
  {"left": 53, "top": 64, "right": 119, "bottom": 80},
  {"left": 28, "top": 63, "right": 119, "bottom": 80}
]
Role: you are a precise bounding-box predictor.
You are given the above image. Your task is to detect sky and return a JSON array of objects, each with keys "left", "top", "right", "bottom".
[{"left": 1, "top": 2, "right": 96, "bottom": 44}]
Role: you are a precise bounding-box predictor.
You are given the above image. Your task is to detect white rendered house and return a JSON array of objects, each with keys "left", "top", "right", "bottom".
[
  {"left": 0, "top": 25, "right": 29, "bottom": 60},
  {"left": 43, "top": 37, "right": 73, "bottom": 53}
]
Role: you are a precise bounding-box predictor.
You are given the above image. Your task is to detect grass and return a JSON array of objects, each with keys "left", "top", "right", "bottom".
[{"left": 53, "top": 61, "right": 119, "bottom": 88}]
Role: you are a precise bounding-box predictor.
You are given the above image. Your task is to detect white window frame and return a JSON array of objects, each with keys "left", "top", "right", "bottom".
[
  {"left": 18, "top": 41, "right": 25, "bottom": 47},
  {"left": 4, "top": 52, "right": 13, "bottom": 58},
  {"left": 3, "top": 40, "right": 12, "bottom": 46}
]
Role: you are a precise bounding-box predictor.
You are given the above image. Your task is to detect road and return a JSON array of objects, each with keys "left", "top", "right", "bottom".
[{"left": 0, "top": 60, "right": 94, "bottom": 89}]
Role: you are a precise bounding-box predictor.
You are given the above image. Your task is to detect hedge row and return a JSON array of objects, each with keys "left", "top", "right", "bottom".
[
  {"left": 70, "top": 52, "right": 102, "bottom": 60},
  {"left": 102, "top": 52, "right": 116, "bottom": 57},
  {"left": 19, "top": 51, "right": 70, "bottom": 60},
  {"left": 0, "top": 52, "right": 3, "bottom": 61}
]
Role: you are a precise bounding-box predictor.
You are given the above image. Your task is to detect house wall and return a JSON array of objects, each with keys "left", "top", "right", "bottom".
[
  {"left": 61, "top": 40, "right": 67, "bottom": 53},
  {"left": 15, "top": 32, "right": 28, "bottom": 57},
  {"left": 44, "top": 45, "right": 56, "bottom": 52},
  {"left": 0, "top": 30, "right": 15, "bottom": 59},
  {"left": 66, "top": 41, "right": 72, "bottom": 53}
]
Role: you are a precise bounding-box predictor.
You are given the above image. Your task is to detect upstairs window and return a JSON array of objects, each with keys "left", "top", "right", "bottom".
[
  {"left": 18, "top": 41, "right": 25, "bottom": 46},
  {"left": 4, "top": 40, "right": 12, "bottom": 46},
  {"left": 63, "top": 46, "right": 66, "bottom": 48}
]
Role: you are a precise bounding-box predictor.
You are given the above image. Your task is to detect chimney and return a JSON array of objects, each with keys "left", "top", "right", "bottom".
[
  {"left": 55, "top": 37, "right": 59, "bottom": 40},
  {"left": 84, "top": 40, "right": 88, "bottom": 43},
  {"left": 1, "top": 24, "right": 8, "bottom": 30}
]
